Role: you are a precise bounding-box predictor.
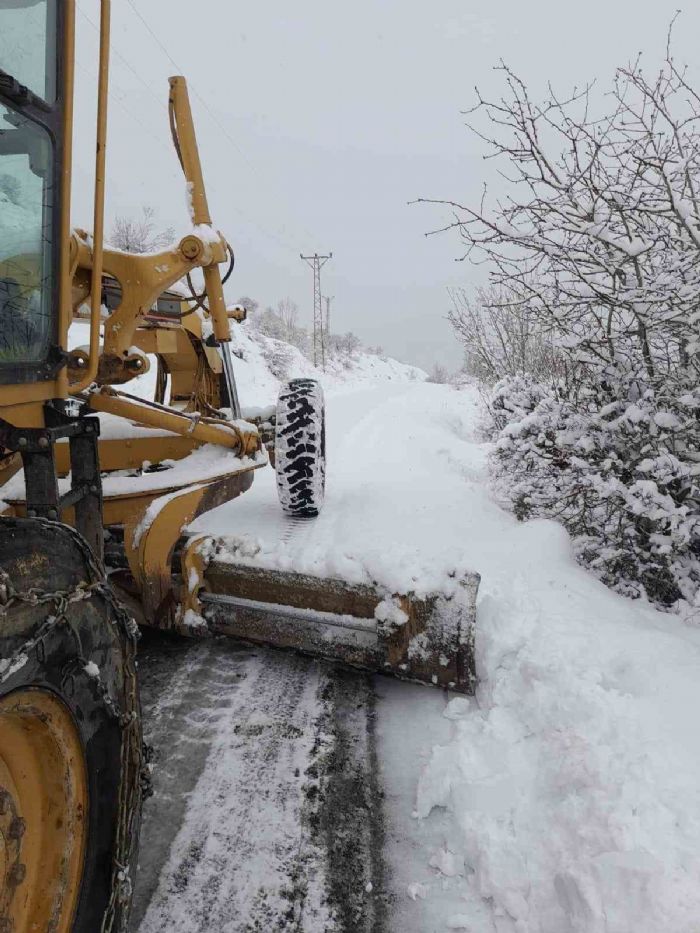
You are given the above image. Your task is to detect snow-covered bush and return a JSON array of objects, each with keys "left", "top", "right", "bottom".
[
  {"left": 490, "top": 370, "right": 700, "bottom": 608},
  {"left": 433, "top": 38, "right": 700, "bottom": 611},
  {"left": 449, "top": 286, "right": 567, "bottom": 386},
  {"left": 246, "top": 296, "right": 367, "bottom": 369},
  {"left": 427, "top": 363, "right": 450, "bottom": 384},
  {"left": 489, "top": 374, "right": 551, "bottom": 431},
  {"left": 327, "top": 331, "right": 363, "bottom": 366}
]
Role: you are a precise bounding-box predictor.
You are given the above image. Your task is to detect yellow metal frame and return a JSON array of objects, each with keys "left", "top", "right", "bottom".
[
  {"left": 0, "top": 0, "right": 263, "bottom": 631},
  {"left": 0, "top": 0, "right": 76, "bottom": 421}
]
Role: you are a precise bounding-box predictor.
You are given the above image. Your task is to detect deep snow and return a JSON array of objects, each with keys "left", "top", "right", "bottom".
[{"left": 192, "top": 372, "right": 700, "bottom": 932}]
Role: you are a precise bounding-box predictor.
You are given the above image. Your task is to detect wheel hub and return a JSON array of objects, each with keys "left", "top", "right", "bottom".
[{"left": 0, "top": 688, "right": 88, "bottom": 932}]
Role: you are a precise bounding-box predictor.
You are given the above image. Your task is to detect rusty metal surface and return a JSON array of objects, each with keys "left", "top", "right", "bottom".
[
  {"left": 200, "top": 562, "right": 479, "bottom": 694},
  {"left": 124, "top": 472, "right": 255, "bottom": 629}
]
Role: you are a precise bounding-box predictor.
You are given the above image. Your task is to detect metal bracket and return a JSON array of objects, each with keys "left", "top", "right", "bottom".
[{"left": 0, "top": 403, "right": 105, "bottom": 563}]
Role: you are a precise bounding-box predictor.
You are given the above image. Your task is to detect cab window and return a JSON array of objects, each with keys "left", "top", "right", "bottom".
[
  {"left": 0, "top": 101, "right": 54, "bottom": 363},
  {"left": 0, "top": 0, "right": 57, "bottom": 103}
]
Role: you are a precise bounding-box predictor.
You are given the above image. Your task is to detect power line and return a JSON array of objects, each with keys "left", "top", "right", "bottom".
[
  {"left": 77, "top": 0, "right": 309, "bottom": 257},
  {"left": 77, "top": 2, "right": 169, "bottom": 118},
  {"left": 122, "top": 0, "right": 319, "bottom": 251},
  {"left": 301, "top": 253, "right": 332, "bottom": 369},
  {"left": 123, "top": 0, "right": 258, "bottom": 176},
  {"left": 72, "top": 56, "right": 182, "bottom": 190}
]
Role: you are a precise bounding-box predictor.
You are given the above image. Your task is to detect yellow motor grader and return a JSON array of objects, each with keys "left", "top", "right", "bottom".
[{"left": 0, "top": 1, "right": 477, "bottom": 930}]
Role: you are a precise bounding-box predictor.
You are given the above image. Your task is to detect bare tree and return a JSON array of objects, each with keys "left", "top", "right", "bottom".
[
  {"left": 448, "top": 285, "right": 567, "bottom": 385},
  {"left": 427, "top": 362, "right": 450, "bottom": 384},
  {"left": 420, "top": 35, "right": 700, "bottom": 387},
  {"left": 425, "top": 27, "right": 700, "bottom": 609},
  {"left": 329, "top": 331, "right": 363, "bottom": 358},
  {"left": 277, "top": 298, "right": 299, "bottom": 337},
  {"left": 110, "top": 206, "right": 175, "bottom": 254},
  {"left": 252, "top": 306, "right": 287, "bottom": 341}
]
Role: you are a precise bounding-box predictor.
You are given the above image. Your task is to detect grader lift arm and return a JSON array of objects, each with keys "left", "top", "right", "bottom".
[
  {"left": 2, "top": 1, "right": 477, "bottom": 692},
  {"left": 0, "top": 0, "right": 477, "bottom": 928},
  {"left": 0, "top": 0, "right": 479, "bottom": 684}
]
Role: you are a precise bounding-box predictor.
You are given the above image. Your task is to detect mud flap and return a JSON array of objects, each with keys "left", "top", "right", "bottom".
[{"left": 197, "top": 562, "right": 479, "bottom": 693}]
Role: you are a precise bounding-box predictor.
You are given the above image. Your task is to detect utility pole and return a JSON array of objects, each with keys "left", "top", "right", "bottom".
[
  {"left": 300, "top": 252, "right": 332, "bottom": 368},
  {"left": 324, "top": 295, "right": 334, "bottom": 344}
]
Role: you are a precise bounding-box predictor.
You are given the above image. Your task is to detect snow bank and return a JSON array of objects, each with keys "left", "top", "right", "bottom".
[
  {"left": 405, "top": 390, "right": 700, "bottom": 933},
  {"left": 194, "top": 383, "right": 483, "bottom": 598},
  {"left": 196, "top": 379, "right": 700, "bottom": 931}
]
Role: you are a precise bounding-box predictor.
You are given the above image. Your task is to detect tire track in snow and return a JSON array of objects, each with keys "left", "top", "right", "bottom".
[
  {"left": 134, "top": 634, "right": 389, "bottom": 932},
  {"left": 130, "top": 634, "right": 245, "bottom": 928},
  {"left": 136, "top": 644, "right": 328, "bottom": 932},
  {"left": 281, "top": 514, "right": 314, "bottom": 545},
  {"left": 306, "top": 668, "right": 389, "bottom": 932}
]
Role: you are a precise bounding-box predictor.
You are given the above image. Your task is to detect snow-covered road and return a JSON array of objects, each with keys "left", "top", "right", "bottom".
[
  {"left": 193, "top": 382, "right": 489, "bottom": 597},
  {"left": 134, "top": 380, "right": 700, "bottom": 932},
  {"left": 132, "top": 633, "right": 391, "bottom": 932}
]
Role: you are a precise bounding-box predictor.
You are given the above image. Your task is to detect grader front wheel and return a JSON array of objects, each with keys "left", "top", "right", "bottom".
[
  {"left": 0, "top": 518, "right": 145, "bottom": 933},
  {"left": 275, "top": 379, "right": 327, "bottom": 517},
  {"left": 0, "top": 689, "right": 87, "bottom": 932}
]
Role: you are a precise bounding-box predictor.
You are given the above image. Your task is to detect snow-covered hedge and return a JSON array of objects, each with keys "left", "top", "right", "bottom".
[
  {"left": 490, "top": 372, "right": 700, "bottom": 611},
  {"left": 436, "top": 47, "right": 700, "bottom": 616}
]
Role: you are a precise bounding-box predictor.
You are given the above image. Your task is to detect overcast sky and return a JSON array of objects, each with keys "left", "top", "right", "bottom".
[{"left": 71, "top": 1, "right": 700, "bottom": 371}]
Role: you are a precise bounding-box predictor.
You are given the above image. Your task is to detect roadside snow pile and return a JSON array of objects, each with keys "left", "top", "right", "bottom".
[
  {"left": 417, "top": 527, "right": 700, "bottom": 931},
  {"left": 195, "top": 383, "right": 482, "bottom": 598},
  {"left": 406, "top": 389, "right": 700, "bottom": 933}
]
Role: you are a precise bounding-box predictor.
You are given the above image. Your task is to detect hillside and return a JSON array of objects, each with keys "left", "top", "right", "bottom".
[{"left": 230, "top": 323, "right": 427, "bottom": 409}]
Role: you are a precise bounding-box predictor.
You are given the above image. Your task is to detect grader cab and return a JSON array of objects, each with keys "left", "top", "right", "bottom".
[{"left": 0, "top": 1, "right": 477, "bottom": 929}]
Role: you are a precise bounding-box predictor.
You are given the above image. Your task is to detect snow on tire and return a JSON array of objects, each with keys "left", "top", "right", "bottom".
[{"left": 275, "top": 378, "right": 326, "bottom": 517}]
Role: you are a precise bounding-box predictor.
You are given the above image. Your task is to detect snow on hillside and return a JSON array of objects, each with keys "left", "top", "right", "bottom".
[{"left": 230, "top": 322, "right": 426, "bottom": 408}]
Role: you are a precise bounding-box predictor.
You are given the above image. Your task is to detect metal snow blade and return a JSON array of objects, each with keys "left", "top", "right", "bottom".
[{"left": 197, "top": 562, "right": 480, "bottom": 693}]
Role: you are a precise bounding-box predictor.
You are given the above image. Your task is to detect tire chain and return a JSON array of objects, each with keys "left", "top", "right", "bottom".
[{"left": 0, "top": 520, "right": 152, "bottom": 933}]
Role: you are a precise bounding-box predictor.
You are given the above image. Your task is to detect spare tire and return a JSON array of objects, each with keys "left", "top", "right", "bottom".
[
  {"left": 275, "top": 378, "right": 326, "bottom": 517},
  {"left": 0, "top": 517, "right": 145, "bottom": 933}
]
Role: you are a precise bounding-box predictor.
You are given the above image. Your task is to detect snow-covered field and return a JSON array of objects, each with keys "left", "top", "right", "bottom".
[{"left": 188, "top": 361, "right": 700, "bottom": 931}]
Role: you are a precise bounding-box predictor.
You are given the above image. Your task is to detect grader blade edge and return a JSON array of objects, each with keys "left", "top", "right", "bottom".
[{"left": 198, "top": 562, "right": 480, "bottom": 694}]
